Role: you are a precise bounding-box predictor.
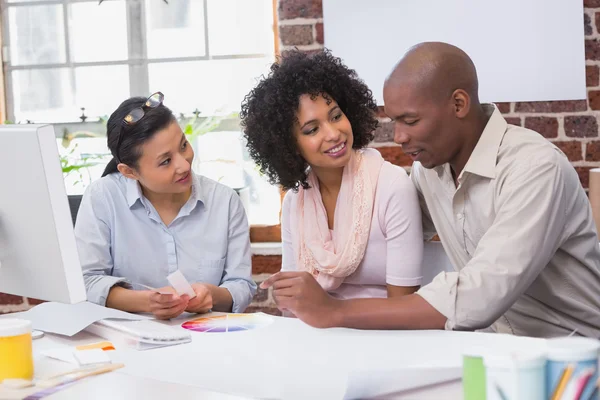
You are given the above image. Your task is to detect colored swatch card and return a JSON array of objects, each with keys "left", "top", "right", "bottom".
[{"left": 181, "top": 313, "right": 272, "bottom": 333}]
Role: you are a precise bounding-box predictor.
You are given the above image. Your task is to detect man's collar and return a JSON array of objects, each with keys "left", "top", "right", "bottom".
[{"left": 461, "top": 104, "right": 507, "bottom": 179}]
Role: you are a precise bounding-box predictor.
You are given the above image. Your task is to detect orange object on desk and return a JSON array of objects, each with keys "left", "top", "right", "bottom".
[{"left": 75, "top": 341, "right": 115, "bottom": 351}]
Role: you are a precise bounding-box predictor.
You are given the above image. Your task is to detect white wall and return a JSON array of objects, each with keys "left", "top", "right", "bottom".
[{"left": 323, "top": 0, "right": 585, "bottom": 104}]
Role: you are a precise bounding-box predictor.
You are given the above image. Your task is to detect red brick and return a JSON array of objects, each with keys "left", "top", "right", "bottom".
[
  {"left": 376, "top": 146, "right": 413, "bottom": 166},
  {"left": 280, "top": 49, "right": 322, "bottom": 58},
  {"left": 373, "top": 121, "right": 394, "bottom": 142},
  {"left": 589, "top": 90, "right": 600, "bottom": 110},
  {"left": 586, "top": 141, "right": 600, "bottom": 161},
  {"left": 587, "top": 39, "right": 600, "bottom": 60},
  {"left": 505, "top": 117, "right": 522, "bottom": 126},
  {"left": 280, "top": 25, "right": 313, "bottom": 46},
  {"left": 278, "top": 0, "right": 323, "bottom": 19},
  {"left": 376, "top": 106, "right": 388, "bottom": 119},
  {"left": 586, "top": 13, "right": 593, "bottom": 36},
  {"left": 576, "top": 167, "right": 592, "bottom": 189},
  {"left": 565, "top": 116, "right": 598, "bottom": 137},
  {"left": 0, "top": 293, "right": 24, "bottom": 305},
  {"left": 587, "top": 65, "right": 599, "bottom": 87},
  {"left": 244, "top": 306, "right": 282, "bottom": 316},
  {"left": 524, "top": 117, "right": 559, "bottom": 139},
  {"left": 515, "top": 101, "right": 587, "bottom": 113},
  {"left": 495, "top": 102, "right": 511, "bottom": 114},
  {"left": 315, "top": 22, "right": 323, "bottom": 45},
  {"left": 252, "top": 285, "right": 269, "bottom": 302},
  {"left": 554, "top": 141, "right": 583, "bottom": 161},
  {"left": 251, "top": 255, "right": 281, "bottom": 275},
  {"left": 586, "top": 0, "right": 600, "bottom": 7}
]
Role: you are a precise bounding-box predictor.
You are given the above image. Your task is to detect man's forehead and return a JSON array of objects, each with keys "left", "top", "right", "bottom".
[{"left": 384, "top": 79, "right": 423, "bottom": 105}]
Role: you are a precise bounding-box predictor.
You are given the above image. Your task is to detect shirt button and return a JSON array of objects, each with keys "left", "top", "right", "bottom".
[{"left": 456, "top": 213, "right": 464, "bottom": 220}]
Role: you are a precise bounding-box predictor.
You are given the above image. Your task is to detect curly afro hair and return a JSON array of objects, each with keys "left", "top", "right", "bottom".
[{"left": 240, "top": 49, "right": 378, "bottom": 191}]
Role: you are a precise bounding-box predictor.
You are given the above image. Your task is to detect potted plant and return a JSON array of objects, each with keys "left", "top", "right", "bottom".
[
  {"left": 180, "top": 112, "right": 251, "bottom": 214},
  {"left": 59, "top": 132, "right": 104, "bottom": 225}
]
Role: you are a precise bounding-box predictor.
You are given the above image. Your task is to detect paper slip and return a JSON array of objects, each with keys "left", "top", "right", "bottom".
[
  {"left": 343, "top": 366, "right": 462, "bottom": 399},
  {"left": 41, "top": 348, "right": 78, "bottom": 365},
  {"left": 74, "top": 349, "right": 111, "bottom": 365},
  {"left": 167, "top": 270, "right": 196, "bottom": 299},
  {"left": 8, "top": 301, "right": 150, "bottom": 336}
]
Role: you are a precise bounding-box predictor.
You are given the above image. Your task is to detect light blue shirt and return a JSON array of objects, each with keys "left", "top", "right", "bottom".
[{"left": 74, "top": 172, "right": 256, "bottom": 313}]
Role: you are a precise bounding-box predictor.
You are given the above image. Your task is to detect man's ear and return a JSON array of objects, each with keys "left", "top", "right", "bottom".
[
  {"left": 451, "top": 89, "right": 471, "bottom": 118},
  {"left": 117, "top": 163, "right": 138, "bottom": 180}
]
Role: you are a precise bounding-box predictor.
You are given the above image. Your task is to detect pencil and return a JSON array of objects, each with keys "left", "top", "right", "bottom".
[
  {"left": 36, "top": 363, "right": 124, "bottom": 388},
  {"left": 551, "top": 364, "right": 575, "bottom": 400}
]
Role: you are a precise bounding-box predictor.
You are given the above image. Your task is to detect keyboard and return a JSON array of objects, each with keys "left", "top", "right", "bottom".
[{"left": 85, "top": 319, "right": 191, "bottom": 350}]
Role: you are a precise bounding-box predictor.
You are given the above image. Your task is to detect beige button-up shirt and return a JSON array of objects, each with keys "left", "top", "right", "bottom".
[{"left": 413, "top": 104, "right": 600, "bottom": 338}]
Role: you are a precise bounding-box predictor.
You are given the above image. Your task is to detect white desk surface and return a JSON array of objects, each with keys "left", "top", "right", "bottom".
[
  {"left": 34, "top": 358, "right": 462, "bottom": 400},
  {"left": 15, "top": 314, "right": 466, "bottom": 400}
]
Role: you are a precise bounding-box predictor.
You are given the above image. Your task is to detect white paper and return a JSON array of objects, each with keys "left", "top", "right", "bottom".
[
  {"left": 167, "top": 270, "right": 196, "bottom": 299},
  {"left": 9, "top": 301, "right": 150, "bottom": 336},
  {"left": 74, "top": 348, "right": 111, "bottom": 365},
  {"left": 41, "top": 347, "right": 78, "bottom": 365},
  {"left": 343, "top": 366, "right": 461, "bottom": 399},
  {"left": 100, "top": 314, "right": 547, "bottom": 400}
]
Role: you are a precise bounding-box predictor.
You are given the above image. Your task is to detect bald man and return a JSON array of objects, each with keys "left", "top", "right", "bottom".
[{"left": 261, "top": 42, "right": 600, "bottom": 338}]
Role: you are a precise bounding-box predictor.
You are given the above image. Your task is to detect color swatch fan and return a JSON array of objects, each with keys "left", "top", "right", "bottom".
[{"left": 181, "top": 313, "right": 273, "bottom": 333}]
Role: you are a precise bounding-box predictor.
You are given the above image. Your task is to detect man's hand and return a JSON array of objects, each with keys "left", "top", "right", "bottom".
[
  {"left": 260, "top": 271, "right": 340, "bottom": 328},
  {"left": 148, "top": 286, "right": 189, "bottom": 320},
  {"left": 185, "top": 283, "right": 213, "bottom": 314}
]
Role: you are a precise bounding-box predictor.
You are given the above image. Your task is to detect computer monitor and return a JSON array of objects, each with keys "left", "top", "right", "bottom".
[{"left": 0, "top": 124, "right": 86, "bottom": 303}]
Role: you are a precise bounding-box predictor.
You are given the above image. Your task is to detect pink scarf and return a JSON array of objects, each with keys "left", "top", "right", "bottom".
[{"left": 290, "top": 148, "right": 384, "bottom": 291}]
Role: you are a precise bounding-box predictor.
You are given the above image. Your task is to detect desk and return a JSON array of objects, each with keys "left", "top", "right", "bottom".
[
  {"left": 34, "top": 355, "right": 463, "bottom": 399},
  {"left": 3, "top": 311, "right": 549, "bottom": 400},
  {"left": 6, "top": 308, "right": 550, "bottom": 400},
  {"left": 28, "top": 325, "right": 464, "bottom": 400}
]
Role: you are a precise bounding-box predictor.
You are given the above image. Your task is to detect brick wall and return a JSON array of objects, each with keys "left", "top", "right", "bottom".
[
  {"left": 278, "top": 0, "right": 600, "bottom": 189},
  {"left": 1, "top": 0, "right": 598, "bottom": 313}
]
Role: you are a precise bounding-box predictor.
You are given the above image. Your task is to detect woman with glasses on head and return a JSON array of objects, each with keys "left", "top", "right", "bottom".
[
  {"left": 240, "top": 50, "right": 423, "bottom": 325},
  {"left": 74, "top": 93, "right": 256, "bottom": 319}
]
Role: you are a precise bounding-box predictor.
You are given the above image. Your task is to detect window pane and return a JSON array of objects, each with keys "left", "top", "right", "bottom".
[
  {"left": 7, "top": 0, "right": 52, "bottom": 3},
  {"left": 75, "top": 66, "right": 130, "bottom": 119},
  {"left": 148, "top": 57, "right": 273, "bottom": 115},
  {"left": 12, "top": 68, "right": 75, "bottom": 123},
  {"left": 207, "top": 0, "right": 274, "bottom": 56},
  {"left": 69, "top": 1, "right": 128, "bottom": 62},
  {"left": 8, "top": 5, "right": 66, "bottom": 66},
  {"left": 193, "top": 131, "right": 281, "bottom": 226},
  {"left": 57, "top": 137, "right": 112, "bottom": 196},
  {"left": 145, "top": 0, "right": 206, "bottom": 59}
]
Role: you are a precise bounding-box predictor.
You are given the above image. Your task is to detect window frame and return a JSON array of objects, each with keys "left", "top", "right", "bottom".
[
  {"left": 0, "top": 0, "right": 283, "bottom": 241},
  {"left": 1, "top": 0, "right": 276, "bottom": 123}
]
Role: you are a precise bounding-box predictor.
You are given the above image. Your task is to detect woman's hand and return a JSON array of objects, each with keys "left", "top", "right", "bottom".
[
  {"left": 185, "top": 283, "right": 213, "bottom": 314},
  {"left": 148, "top": 286, "right": 189, "bottom": 320},
  {"left": 260, "top": 271, "right": 340, "bottom": 328}
]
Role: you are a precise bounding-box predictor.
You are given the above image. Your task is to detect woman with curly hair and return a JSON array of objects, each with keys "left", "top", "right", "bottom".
[{"left": 241, "top": 49, "right": 424, "bottom": 317}]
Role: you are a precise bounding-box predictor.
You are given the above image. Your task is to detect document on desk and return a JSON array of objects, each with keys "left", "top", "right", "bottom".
[
  {"left": 10, "top": 301, "right": 150, "bottom": 336},
  {"left": 105, "top": 314, "right": 546, "bottom": 400},
  {"left": 343, "top": 366, "right": 462, "bottom": 399}
]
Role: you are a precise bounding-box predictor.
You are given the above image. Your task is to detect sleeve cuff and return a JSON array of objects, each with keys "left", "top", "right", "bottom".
[
  {"left": 220, "top": 280, "right": 257, "bottom": 313},
  {"left": 87, "top": 276, "right": 130, "bottom": 306},
  {"left": 416, "top": 273, "right": 459, "bottom": 330},
  {"left": 386, "top": 275, "right": 423, "bottom": 287}
]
